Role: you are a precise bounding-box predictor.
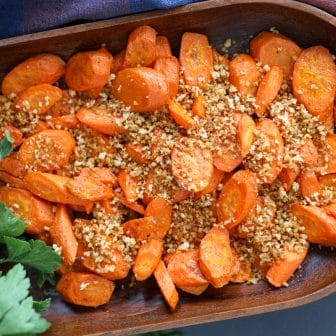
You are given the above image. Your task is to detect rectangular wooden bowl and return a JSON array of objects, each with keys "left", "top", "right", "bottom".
[{"left": 1, "top": 1, "right": 336, "bottom": 335}]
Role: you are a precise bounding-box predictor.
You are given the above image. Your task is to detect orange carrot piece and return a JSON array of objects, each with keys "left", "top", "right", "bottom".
[
  {"left": 213, "top": 49, "right": 229, "bottom": 67},
  {"left": 1, "top": 126, "right": 23, "bottom": 148},
  {"left": 154, "top": 260, "right": 179, "bottom": 311},
  {"left": 293, "top": 46, "right": 336, "bottom": 129},
  {"left": 292, "top": 204, "right": 336, "bottom": 247},
  {"left": 48, "top": 114, "right": 79, "bottom": 129},
  {"left": 56, "top": 272, "right": 115, "bottom": 307},
  {"left": 50, "top": 205, "right": 78, "bottom": 266},
  {"left": 116, "top": 192, "right": 145, "bottom": 215},
  {"left": 122, "top": 217, "right": 156, "bottom": 241},
  {"left": 230, "top": 258, "right": 252, "bottom": 283},
  {"left": 125, "top": 143, "right": 148, "bottom": 164},
  {"left": 319, "top": 173, "right": 336, "bottom": 188},
  {"left": 18, "top": 129, "right": 75, "bottom": 171},
  {"left": 299, "top": 138, "right": 318, "bottom": 169},
  {"left": 117, "top": 170, "right": 138, "bottom": 202},
  {"left": 213, "top": 150, "right": 242, "bottom": 173},
  {"left": 298, "top": 170, "right": 321, "bottom": 198},
  {"left": 49, "top": 90, "right": 72, "bottom": 117},
  {"left": 192, "top": 95, "right": 206, "bottom": 118},
  {"left": 144, "top": 198, "right": 172, "bottom": 239},
  {"left": 0, "top": 156, "right": 27, "bottom": 178},
  {"left": 0, "top": 171, "right": 25, "bottom": 189},
  {"left": 167, "top": 250, "right": 209, "bottom": 295},
  {"left": 194, "top": 167, "right": 225, "bottom": 199},
  {"left": 236, "top": 112, "right": 255, "bottom": 157},
  {"left": 154, "top": 56, "right": 180, "bottom": 97},
  {"left": 14, "top": 84, "right": 62, "bottom": 114},
  {"left": 279, "top": 165, "right": 300, "bottom": 192},
  {"left": 229, "top": 54, "right": 260, "bottom": 95},
  {"left": 133, "top": 239, "right": 163, "bottom": 281},
  {"left": 2, "top": 54, "right": 65, "bottom": 95},
  {"left": 171, "top": 137, "right": 213, "bottom": 192},
  {"left": 156, "top": 36, "right": 172, "bottom": 58},
  {"left": 32, "top": 121, "right": 49, "bottom": 133},
  {"left": 124, "top": 25, "right": 157, "bottom": 67},
  {"left": 79, "top": 167, "right": 117, "bottom": 186},
  {"left": 180, "top": 32, "right": 213, "bottom": 88},
  {"left": 322, "top": 203, "right": 336, "bottom": 218},
  {"left": 250, "top": 31, "right": 302, "bottom": 79},
  {"left": 321, "top": 134, "right": 336, "bottom": 174},
  {"left": 168, "top": 99, "right": 196, "bottom": 129},
  {"left": 266, "top": 247, "right": 308, "bottom": 287},
  {"left": 199, "top": 226, "right": 234, "bottom": 288},
  {"left": 0, "top": 186, "right": 54, "bottom": 234},
  {"left": 112, "top": 67, "right": 169, "bottom": 112},
  {"left": 65, "top": 48, "right": 112, "bottom": 92},
  {"left": 111, "top": 50, "right": 126, "bottom": 74},
  {"left": 255, "top": 66, "right": 283, "bottom": 116}
]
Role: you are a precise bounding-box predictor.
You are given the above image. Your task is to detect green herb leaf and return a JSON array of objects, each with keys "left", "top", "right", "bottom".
[
  {"left": 0, "top": 202, "right": 27, "bottom": 238},
  {"left": 0, "top": 264, "right": 51, "bottom": 335},
  {"left": 0, "top": 129, "right": 13, "bottom": 160},
  {"left": 33, "top": 299, "right": 51, "bottom": 313}
]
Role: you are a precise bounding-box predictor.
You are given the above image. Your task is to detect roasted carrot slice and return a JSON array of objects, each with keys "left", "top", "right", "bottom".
[
  {"left": 23, "top": 172, "right": 92, "bottom": 210},
  {"left": 125, "top": 143, "right": 148, "bottom": 164},
  {"left": 192, "top": 95, "right": 206, "bottom": 118},
  {"left": 65, "top": 48, "right": 112, "bottom": 92},
  {"left": 298, "top": 170, "right": 321, "bottom": 198},
  {"left": 117, "top": 170, "right": 138, "bottom": 202},
  {"left": 229, "top": 54, "right": 260, "bottom": 95},
  {"left": 66, "top": 175, "right": 113, "bottom": 201},
  {"left": 299, "top": 138, "right": 318, "bottom": 169},
  {"left": 14, "top": 84, "right": 62, "bottom": 114},
  {"left": 321, "top": 134, "right": 336, "bottom": 174},
  {"left": 230, "top": 258, "right": 252, "bottom": 283},
  {"left": 1, "top": 126, "right": 23, "bottom": 148},
  {"left": 293, "top": 46, "right": 336, "bottom": 129},
  {"left": 322, "top": 203, "right": 336, "bottom": 218},
  {"left": 292, "top": 204, "right": 336, "bottom": 247},
  {"left": 48, "top": 114, "right": 79, "bottom": 129},
  {"left": 171, "top": 137, "right": 213, "bottom": 192},
  {"left": 133, "top": 239, "right": 163, "bottom": 281},
  {"left": 0, "top": 186, "right": 54, "bottom": 234},
  {"left": 122, "top": 217, "right": 155, "bottom": 241},
  {"left": 79, "top": 167, "right": 117, "bottom": 186},
  {"left": 194, "top": 167, "right": 225, "bottom": 199},
  {"left": 180, "top": 32, "right": 213, "bottom": 88},
  {"left": 18, "top": 129, "right": 75, "bottom": 171},
  {"left": 199, "top": 226, "right": 234, "bottom": 288},
  {"left": 167, "top": 250, "right": 208, "bottom": 295},
  {"left": 0, "top": 171, "right": 25, "bottom": 189},
  {"left": 156, "top": 36, "right": 172, "bottom": 58},
  {"left": 217, "top": 170, "right": 258, "bottom": 230},
  {"left": 213, "top": 49, "right": 229, "bottom": 67},
  {"left": 50, "top": 205, "right": 78, "bottom": 266},
  {"left": 154, "top": 56, "right": 180, "bottom": 97},
  {"left": 49, "top": 90, "right": 72, "bottom": 117},
  {"left": 111, "top": 50, "right": 126, "bottom": 74},
  {"left": 2, "top": 53, "right": 65, "bottom": 95},
  {"left": 255, "top": 66, "right": 283, "bottom": 116},
  {"left": 0, "top": 156, "right": 27, "bottom": 178},
  {"left": 279, "top": 165, "right": 300, "bottom": 191},
  {"left": 250, "top": 31, "right": 302, "bottom": 79},
  {"left": 56, "top": 272, "right": 114, "bottom": 307},
  {"left": 168, "top": 99, "right": 196, "bottom": 129},
  {"left": 116, "top": 192, "right": 145, "bottom": 215},
  {"left": 144, "top": 198, "right": 172, "bottom": 239},
  {"left": 213, "top": 150, "right": 242, "bottom": 173},
  {"left": 236, "top": 112, "right": 255, "bottom": 157},
  {"left": 76, "top": 107, "right": 124, "bottom": 135},
  {"left": 112, "top": 67, "right": 169, "bottom": 112},
  {"left": 266, "top": 247, "right": 308, "bottom": 287},
  {"left": 154, "top": 260, "right": 179, "bottom": 311},
  {"left": 319, "top": 173, "right": 336, "bottom": 188},
  {"left": 124, "top": 25, "right": 157, "bottom": 67}
]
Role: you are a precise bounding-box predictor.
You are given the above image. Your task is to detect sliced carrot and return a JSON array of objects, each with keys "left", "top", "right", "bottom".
[
  {"left": 0, "top": 171, "right": 25, "bottom": 189},
  {"left": 298, "top": 170, "right": 321, "bottom": 198},
  {"left": 76, "top": 107, "right": 124, "bottom": 135},
  {"left": 229, "top": 54, "right": 260, "bottom": 95},
  {"left": 48, "top": 114, "right": 79, "bottom": 129},
  {"left": 322, "top": 204, "right": 336, "bottom": 218},
  {"left": 112, "top": 67, "right": 169, "bottom": 112},
  {"left": 279, "top": 165, "right": 300, "bottom": 192},
  {"left": 36, "top": 231, "right": 52, "bottom": 246},
  {"left": 117, "top": 192, "right": 145, "bottom": 215},
  {"left": 217, "top": 169, "right": 258, "bottom": 230},
  {"left": 266, "top": 247, "right": 308, "bottom": 287},
  {"left": 66, "top": 175, "right": 113, "bottom": 201},
  {"left": 49, "top": 90, "right": 72, "bottom": 117},
  {"left": 117, "top": 170, "right": 138, "bottom": 202},
  {"left": 167, "top": 250, "right": 208, "bottom": 295},
  {"left": 171, "top": 137, "right": 213, "bottom": 192},
  {"left": 14, "top": 84, "right": 62, "bottom": 114},
  {"left": 125, "top": 143, "right": 149, "bottom": 164},
  {"left": 124, "top": 25, "right": 157, "bottom": 67},
  {"left": 180, "top": 32, "right": 213, "bottom": 88},
  {"left": 144, "top": 198, "right": 172, "bottom": 239},
  {"left": 79, "top": 167, "right": 117, "bottom": 186},
  {"left": 213, "top": 150, "right": 242, "bottom": 173},
  {"left": 230, "top": 258, "right": 252, "bottom": 283},
  {"left": 156, "top": 36, "right": 172, "bottom": 58},
  {"left": 32, "top": 120, "right": 49, "bottom": 133},
  {"left": 168, "top": 99, "right": 196, "bottom": 129},
  {"left": 111, "top": 50, "right": 126, "bottom": 74},
  {"left": 23, "top": 172, "right": 92, "bottom": 210},
  {"left": 292, "top": 204, "right": 336, "bottom": 246},
  {"left": 199, "top": 226, "right": 234, "bottom": 288},
  {"left": 122, "top": 217, "right": 157, "bottom": 241},
  {"left": 255, "top": 66, "right": 283, "bottom": 116},
  {"left": 319, "top": 173, "right": 336, "bottom": 188},
  {"left": 194, "top": 167, "right": 225, "bottom": 199},
  {"left": 56, "top": 272, "right": 114, "bottom": 307},
  {"left": 83, "top": 85, "right": 105, "bottom": 99},
  {"left": 293, "top": 46, "right": 336, "bottom": 129},
  {"left": 18, "top": 129, "right": 75, "bottom": 171},
  {"left": 0, "top": 186, "right": 54, "bottom": 234},
  {"left": 236, "top": 112, "right": 255, "bottom": 157},
  {"left": 50, "top": 205, "right": 78, "bottom": 266},
  {"left": 321, "top": 134, "right": 336, "bottom": 174},
  {"left": 1, "top": 126, "right": 23, "bottom": 148},
  {"left": 213, "top": 49, "right": 229, "bottom": 67},
  {"left": 65, "top": 47, "right": 112, "bottom": 92},
  {"left": 192, "top": 95, "right": 206, "bottom": 118},
  {"left": 0, "top": 156, "right": 27, "bottom": 178},
  {"left": 133, "top": 239, "right": 163, "bottom": 281},
  {"left": 250, "top": 31, "right": 302, "bottom": 79},
  {"left": 154, "top": 56, "right": 180, "bottom": 97},
  {"left": 154, "top": 260, "right": 179, "bottom": 311},
  {"left": 299, "top": 138, "right": 318, "bottom": 169},
  {"left": 2, "top": 53, "right": 65, "bottom": 95}
]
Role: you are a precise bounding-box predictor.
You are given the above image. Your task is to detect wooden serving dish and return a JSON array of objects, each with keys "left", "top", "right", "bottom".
[{"left": 1, "top": 0, "right": 336, "bottom": 335}]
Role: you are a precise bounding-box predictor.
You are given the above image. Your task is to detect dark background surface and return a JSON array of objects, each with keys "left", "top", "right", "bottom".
[{"left": 177, "top": 293, "right": 336, "bottom": 335}]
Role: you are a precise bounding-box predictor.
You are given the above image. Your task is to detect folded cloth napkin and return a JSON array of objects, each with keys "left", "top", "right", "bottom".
[{"left": 0, "top": 0, "right": 335, "bottom": 39}]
